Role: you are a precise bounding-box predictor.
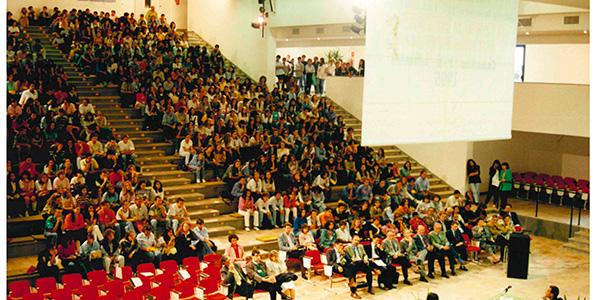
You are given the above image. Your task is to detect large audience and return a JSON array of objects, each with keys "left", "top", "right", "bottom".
[{"left": 7, "top": 6, "right": 522, "bottom": 300}]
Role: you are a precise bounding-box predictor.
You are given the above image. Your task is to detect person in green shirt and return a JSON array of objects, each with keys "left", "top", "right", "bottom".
[
  {"left": 44, "top": 208, "right": 63, "bottom": 246},
  {"left": 499, "top": 162, "right": 513, "bottom": 209}
]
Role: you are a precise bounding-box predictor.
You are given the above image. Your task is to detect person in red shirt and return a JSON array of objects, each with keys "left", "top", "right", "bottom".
[
  {"left": 410, "top": 212, "right": 430, "bottom": 234},
  {"left": 19, "top": 157, "right": 38, "bottom": 177},
  {"left": 108, "top": 168, "right": 124, "bottom": 188},
  {"left": 75, "top": 139, "right": 91, "bottom": 158},
  {"left": 63, "top": 206, "right": 87, "bottom": 243},
  {"left": 98, "top": 201, "right": 120, "bottom": 240}
]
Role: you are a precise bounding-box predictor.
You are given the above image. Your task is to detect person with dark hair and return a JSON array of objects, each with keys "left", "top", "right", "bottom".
[
  {"left": 499, "top": 162, "right": 513, "bottom": 209},
  {"left": 80, "top": 233, "right": 104, "bottom": 273},
  {"left": 343, "top": 235, "right": 375, "bottom": 297},
  {"left": 221, "top": 255, "right": 254, "bottom": 300},
  {"left": 245, "top": 249, "right": 290, "bottom": 300},
  {"left": 485, "top": 160, "right": 502, "bottom": 207},
  {"left": 225, "top": 234, "right": 246, "bottom": 266},
  {"left": 426, "top": 292, "right": 440, "bottom": 300},
  {"left": 37, "top": 245, "right": 61, "bottom": 280},
  {"left": 543, "top": 285, "right": 561, "bottom": 300},
  {"left": 278, "top": 222, "right": 307, "bottom": 279},
  {"left": 466, "top": 159, "right": 481, "bottom": 203},
  {"left": 101, "top": 228, "right": 124, "bottom": 273}
]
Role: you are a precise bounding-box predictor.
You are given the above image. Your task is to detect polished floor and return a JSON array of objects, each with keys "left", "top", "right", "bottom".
[{"left": 509, "top": 198, "right": 589, "bottom": 228}]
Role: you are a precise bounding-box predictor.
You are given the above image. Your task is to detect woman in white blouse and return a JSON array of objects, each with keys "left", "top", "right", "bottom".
[
  {"left": 266, "top": 250, "right": 297, "bottom": 300},
  {"left": 297, "top": 224, "right": 317, "bottom": 250}
]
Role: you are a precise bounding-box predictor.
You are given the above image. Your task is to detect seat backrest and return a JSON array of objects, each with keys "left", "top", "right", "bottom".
[
  {"left": 78, "top": 285, "right": 99, "bottom": 300},
  {"left": 155, "top": 272, "right": 175, "bottom": 289},
  {"left": 62, "top": 273, "right": 83, "bottom": 289},
  {"left": 174, "top": 279, "right": 195, "bottom": 298},
  {"left": 461, "top": 233, "right": 471, "bottom": 246},
  {"left": 137, "top": 263, "right": 156, "bottom": 276},
  {"left": 50, "top": 289, "right": 72, "bottom": 300},
  {"left": 159, "top": 259, "right": 179, "bottom": 274},
  {"left": 123, "top": 289, "right": 144, "bottom": 300},
  {"left": 183, "top": 256, "right": 200, "bottom": 271},
  {"left": 150, "top": 285, "right": 171, "bottom": 300},
  {"left": 105, "top": 278, "right": 125, "bottom": 297},
  {"left": 9, "top": 280, "right": 32, "bottom": 297},
  {"left": 88, "top": 270, "right": 108, "bottom": 286},
  {"left": 35, "top": 277, "right": 57, "bottom": 294},
  {"left": 116, "top": 265, "right": 134, "bottom": 281},
  {"left": 23, "top": 292, "right": 44, "bottom": 300}
]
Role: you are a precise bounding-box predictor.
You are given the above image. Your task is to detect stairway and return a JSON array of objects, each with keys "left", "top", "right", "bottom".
[
  {"left": 183, "top": 29, "right": 455, "bottom": 198},
  {"left": 562, "top": 229, "right": 589, "bottom": 254},
  {"left": 22, "top": 26, "right": 241, "bottom": 239}
]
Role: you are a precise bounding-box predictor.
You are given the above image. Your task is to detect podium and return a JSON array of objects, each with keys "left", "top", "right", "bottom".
[{"left": 507, "top": 233, "right": 530, "bottom": 279}]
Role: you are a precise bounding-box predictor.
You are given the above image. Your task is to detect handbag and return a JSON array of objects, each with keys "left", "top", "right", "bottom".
[{"left": 90, "top": 250, "right": 102, "bottom": 260}]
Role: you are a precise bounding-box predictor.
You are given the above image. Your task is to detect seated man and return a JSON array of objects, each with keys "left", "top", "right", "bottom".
[
  {"left": 136, "top": 225, "right": 162, "bottom": 267},
  {"left": 167, "top": 197, "right": 189, "bottom": 232},
  {"left": 343, "top": 235, "right": 375, "bottom": 297},
  {"left": 326, "top": 239, "right": 360, "bottom": 298},
  {"left": 267, "top": 192, "right": 285, "bottom": 227},
  {"left": 277, "top": 223, "right": 306, "bottom": 278},
  {"left": 409, "top": 225, "right": 440, "bottom": 280},
  {"left": 187, "top": 148, "right": 206, "bottom": 183},
  {"left": 191, "top": 219, "right": 216, "bottom": 258},
  {"left": 414, "top": 171, "right": 430, "bottom": 199},
  {"left": 221, "top": 255, "right": 254, "bottom": 300},
  {"left": 428, "top": 222, "right": 455, "bottom": 277},
  {"left": 117, "top": 135, "right": 137, "bottom": 169},
  {"left": 256, "top": 193, "right": 273, "bottom": 229},
  {"left": 246, "top": 249, "right": 290, "bottom": 300},
  {"left": 446, "top": 222, "right": 469, "bottom": 270},
  {"left": 382, "top": 231, "right": 411, "bottom": 285},
  {"left": 80, "top": 233, "right": 104, "bottom": 273},
  {"left": 101, "top": 228, "right": 124, "bottom": 274},
  {"left": 149, "top": 196, "right": 168, "bottom": 235}
]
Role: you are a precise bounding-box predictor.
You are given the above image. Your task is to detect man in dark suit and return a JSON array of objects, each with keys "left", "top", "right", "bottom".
[
  {"left": 343, "top": 235, "right": 375, "bottom": 298},
  {"left": 409, "top": 225, "right": 439, "bottom": 279},
  {"left": 277, "top": 222, "right": 306, "bottom": 279},
  {"left": 245, "top": 249, "right": 290, "bottom": 300},
  {"left": 504, "top": 204, "right": 521, "bottom": 226},
  {"left": 382, "top": 231, "right": 411, "bottom": 285},
  {"left": 221, "top": 255, "right": 254, "bottom": 300},
  {"left": 445, "top": 222, "right": 469, "bottom": 270},
  {"left": 326, "top": 239, "right": 362, "bottom": 299}
]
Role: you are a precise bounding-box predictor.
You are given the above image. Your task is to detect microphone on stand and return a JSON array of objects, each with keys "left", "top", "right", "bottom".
[{"left": 504, "top": 285, "right": 512, "bottom": 294}]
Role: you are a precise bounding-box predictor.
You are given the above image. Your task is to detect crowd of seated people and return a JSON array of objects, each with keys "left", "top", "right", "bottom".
[{"left": 7, "top": 6, "right": 521, "bottom": 299}]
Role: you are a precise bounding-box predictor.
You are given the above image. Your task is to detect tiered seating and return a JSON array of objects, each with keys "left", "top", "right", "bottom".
[{"left": 513, "top": 171, "right": 589, "bottom": 208}]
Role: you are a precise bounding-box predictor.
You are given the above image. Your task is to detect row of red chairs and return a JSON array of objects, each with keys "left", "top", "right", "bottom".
[
  {"left": 8, "top": 255, "right": 223, "bottom": 300},
  {"left": 514, "top": 172, "right": 589, "bottom": 192}
]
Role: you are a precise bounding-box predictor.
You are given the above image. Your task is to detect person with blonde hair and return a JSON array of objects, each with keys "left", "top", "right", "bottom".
[{"left": 266, "top": 250, "right": 298, "bottom": 300}]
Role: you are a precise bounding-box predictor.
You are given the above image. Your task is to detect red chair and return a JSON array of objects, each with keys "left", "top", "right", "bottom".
[
  {"left": 116, "top": 265, "right": 134, "bottom": 281},
  {"left": 174, "top": 279, "right": 196, "bottom": 298},
  {"left": 35, "top": 277, "right": 57, "bottom": 294},
  {"left": 23, "top": 292, "right": 44, "bottom": 300},
  {"left": 104, "top": 278, "right": 125, "bottom": 297},
  {"left": 9, "top": 280, "right": 32, "bottom": 298},
  {"left": 123, "top": 289, "right": 144, "bottom": 300},
  {"left": 77, "top": 285, "right": 99, "bottom": 300},
  {"left": 183, "top": 256, "right": 201, "bottom": 271},
  {"left": 160, "top": 259, "right": 179, "bottom": 274},
  {"left": 88, "top": 270, "right": 109, "bottom": 287},
  {"left": 462, "top": 234, "right": 480, "bottom": 260},
  {"left": 150, "top": 285, "right": 171, "bottom": 300},
  {"left": 137, "top": 263, "right": 156, "bottom": 277},
  {"left": 203, "top": 253, "right": 221, "bottom": 268},
  {"left": 154, "top": 271, "right": 176, "bottom": 289},
  {"left": 62, "top": 273, "right": 83, "bottom": 290},
  {"left": 50, "top": 289, "right": 72, "bottom": 300},
  {"left": 304, "top": 250, "right": 324, "bottom": 277}
]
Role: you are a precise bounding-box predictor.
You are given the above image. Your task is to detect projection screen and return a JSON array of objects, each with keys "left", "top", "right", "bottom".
[{"left": 361, "top": 0, "right": 518, "bottom": 146}]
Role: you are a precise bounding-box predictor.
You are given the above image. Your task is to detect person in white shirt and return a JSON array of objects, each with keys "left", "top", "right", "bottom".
[
  {"left": 316, "top": 59, "right": 328, "bottom": 95},
  {"left": 117, "top": 135, "right": 137, "bottom": 168},
  {"left": 267, "top": 192, "right": 285, "bottom": 228},
  {"left": 255, "top": 193, "right": 272, "bottom": 228},
  {"left": 78, "top": 98, "right": 96, "bottom": 116},
  {"left": 246, "top": 171, "right": 264, "bottom": 195},
  {"left": 445, "top": 190, "right": 464, "bottom": 209},
  {"left": 19, "top": 84, "right": 38, "bottom": 106},
  {"left": 167, "top": 198, "right": 189, "bottom": 232},
  {"left": 275, "top": 55, "right": 286, "bottom": 81},
  {"left": 178, "top": 135, "right": 194, "bottom": 164},
  {"left": 293, "top": 57, "right": 305, "bottom": 89}
]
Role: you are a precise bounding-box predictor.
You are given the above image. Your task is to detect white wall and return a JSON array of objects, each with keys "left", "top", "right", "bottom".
[
  {"left": 326, "top": 77, "right": 364, "bottom": 120},
  {"left": 524, "top": 44, "right": 589, "bottom": 84},
  {"left": 269, "top": 0, "right": 358, "bottom": 27},
  {"left": 513, "top": 83, "right": 589, "bottom": 137},
  {"left": 187, "top": 0, "right": 272, "bottom": 82}
]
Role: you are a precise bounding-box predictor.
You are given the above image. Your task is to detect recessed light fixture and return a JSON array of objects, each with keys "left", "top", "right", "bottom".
[
  {"left": 584, "top": 30, "right": 588, "bottom": 34},
  {"left": 285, "top": 38, "right": 289, "bottom": 41},
  {"left": 350, "top": 36, "right": 353, "bottom": 39},
  {"left": 317, "top": 37, "right": 321, "bottom": 40},
  {"left": 525, "top": 31, "right": 530, "bottom": 35}
]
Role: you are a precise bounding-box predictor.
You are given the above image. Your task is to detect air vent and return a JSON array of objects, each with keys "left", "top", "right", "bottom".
[
  {"left": 316, "top": 27, "right": 325, "bottom": 34},
  {"left": 564, "top": 16, "right": 579, "bottom": 25},
  {"left": 292, "top": 28, "right": 300, "bottom": 35},
  {"left": 518, "top": 18, "right": 532, "bottom": 27}
]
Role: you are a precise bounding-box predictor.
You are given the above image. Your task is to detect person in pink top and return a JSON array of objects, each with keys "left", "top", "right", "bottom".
[
  {"left": 224, "top": 234, "right": 247, "bottom": 267},
  {"left": 63, "top": 206, "right": 87, "bottom": 243},
  {"left": 238, "top": 190, "right": 259, "bottom": 231}
]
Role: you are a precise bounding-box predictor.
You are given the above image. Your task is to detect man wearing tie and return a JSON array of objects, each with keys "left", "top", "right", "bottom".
[
  {"left": 446, "top": 222, "right": 469, "bottom": 270},
  {"left": 382, "top": 231, "right": 412, "bottom": 285},
  {"left": 409, "top": 225, "right": 440, "bottom": 279},
  {"left": 221, "top": 255, "right": 254, "bottom": 300},
  {"left": 326, "top": 239, "right": 362, "bottom": 299},
  {"left": 343, "top": 235, "right": 375, "bottom": 297},
  {"left": 428, "top": 222, "right": 454, "bottom": 277},
  {"left": 277, "top": 223, "right": 307, "bottom": 279}
]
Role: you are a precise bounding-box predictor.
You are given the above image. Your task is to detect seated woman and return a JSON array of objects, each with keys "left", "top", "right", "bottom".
[
  {"left": 119, "top": 230, "right": 141, "bottom": 272},
  {"left": 224, "top": 234, "right": 247, "bottom": 267},
  {"left": 266, "top": 250, "right": 298, "bottom": 300},
  {"left": 471, "top": 219, "right": 500, "bottom": 263},
  {"left": 221, "top": 255, "right": 254, "bottom": 300},
  {"left": 38, "top": 245, "right": 61, "bottom": 280},
  {"left": 58, "top": 238, "right": 84, "bottom": 275},
  {"left": 318, "top": 221, "right": 337, "bottom": 251},
  {"left": 158, "top": 228, "right": 179, "bottom": 262},
  {"left": 175, "top": 222, "right": 199, "bottom": 262},
  {"left": 335, "top": 221, "right": 352, "bottom": 243},
  {"left": 297, "top": 224, "right": 318, "bottom": 251},
  {"left": 63, "top": 206, "right": 87, "bottom": 243}
]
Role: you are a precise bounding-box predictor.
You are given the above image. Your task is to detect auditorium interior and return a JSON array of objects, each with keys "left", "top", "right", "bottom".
[{"left": 2, "top": 0, "right": 594, "bottom": 299}]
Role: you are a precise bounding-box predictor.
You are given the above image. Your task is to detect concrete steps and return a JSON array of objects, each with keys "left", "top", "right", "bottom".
[
  {"left": 141, "top": 170, "right": 195, "bottom": 181},
  {"left": 562, "top": 229, "right": 590, "bottom": 254}
]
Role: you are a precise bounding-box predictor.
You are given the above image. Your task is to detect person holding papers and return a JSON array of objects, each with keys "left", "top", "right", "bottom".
[
  {"left": 371, "top": 237, "right": 399, "bottom": 290},
  {"left": 382, "top": 231, "right": 412, "bottom": 285}
]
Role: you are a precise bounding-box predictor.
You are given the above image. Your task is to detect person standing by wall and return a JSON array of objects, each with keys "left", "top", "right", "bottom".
[
  {"left": 499, "top": 162, "right": 513, "bottom": 209},
  {"left": 485, "top": 160, "right": 501, "bottom": 208},
  {"left": 466, "top": 159, "right": 481, "bottom": 203}
]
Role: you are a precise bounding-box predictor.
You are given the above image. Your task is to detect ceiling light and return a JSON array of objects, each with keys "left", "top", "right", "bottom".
[
  {"left": 317, "top": 38, "right": 321, "bottom": 40},
  {"left": 584, "top": 30, "right": 588, "bottom": 34},
  {"left": 285, "top": 38, "right": 289, "bottom": 41},
  {"left": 525, "top": 31, "right": 530, "bottom": 35},
  {"left": 350, "top": 36, "right": 353, "bottom": 39}
]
